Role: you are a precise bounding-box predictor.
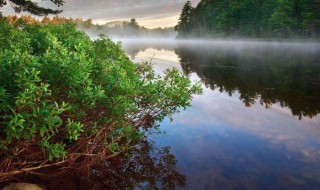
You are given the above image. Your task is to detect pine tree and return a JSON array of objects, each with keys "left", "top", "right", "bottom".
[
  {"left": 268, "top": 0, "right": 297, "bottom": 37},
  {"left": 175, "top": 1, "right": 194, "bottom": 37}
]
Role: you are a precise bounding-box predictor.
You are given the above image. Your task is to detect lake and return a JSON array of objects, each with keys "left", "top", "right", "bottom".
[{"left": 120, "top": 39, "right": 320, "bottom": 190}]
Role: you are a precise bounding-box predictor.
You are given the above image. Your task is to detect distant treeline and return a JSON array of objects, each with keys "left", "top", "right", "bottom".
[
  {"left": 5, "top": 15, "right": 94, "bottom": 26},
  {"left": 94, "top": 18, "right": 176, "bottom": 38},
  {"left": 4, "top": 16, "right": 176, "bottom": 38},
  {"left": 175, "top": 0, "right": 320, "bottom": 38}
]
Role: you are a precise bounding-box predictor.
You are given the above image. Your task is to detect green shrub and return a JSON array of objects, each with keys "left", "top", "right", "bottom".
[{"left": 0, "top": 18, "right": 202, "bottom": 176}]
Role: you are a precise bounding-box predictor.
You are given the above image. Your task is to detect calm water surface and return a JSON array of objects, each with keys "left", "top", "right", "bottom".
[{"left": 121, "top": 39, "right": 320, "bottom": 190}]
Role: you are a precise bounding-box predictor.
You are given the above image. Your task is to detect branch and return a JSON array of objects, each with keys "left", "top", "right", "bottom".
[
  {"left": 8, "top": 0, "right": 63, "bottom": 16},
  {"left": 0, "top": 160, "right": 67, "bottom": 177}
]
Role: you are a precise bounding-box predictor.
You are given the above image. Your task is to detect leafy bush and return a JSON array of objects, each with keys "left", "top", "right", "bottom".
[{"left": 0, "top": 17, "right": 202, "bottom": 177}]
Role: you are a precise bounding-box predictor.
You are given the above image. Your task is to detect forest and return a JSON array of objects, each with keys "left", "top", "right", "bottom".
[{"left": 175, "top": 0, "right": 320, "bottom": 38}]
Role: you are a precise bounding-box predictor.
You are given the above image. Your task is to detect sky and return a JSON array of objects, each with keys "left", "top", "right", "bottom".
[{"left": 1, "top": 0, "right": 201, "bottom": 28}]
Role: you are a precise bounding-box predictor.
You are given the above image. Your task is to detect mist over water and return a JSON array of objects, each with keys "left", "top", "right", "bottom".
[
  {"left": 119, "top": 39, "right": 320, "bottom": 190},
  {"left": 120, "top": 38, "right": 320, "bottom": 77},
  {"left": 118, "top": 38, "right": 320, "bottom": 49}
]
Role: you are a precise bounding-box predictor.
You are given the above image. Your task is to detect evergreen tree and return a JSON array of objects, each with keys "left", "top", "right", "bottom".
[
  {"left": 268, "top": 0, "right": 297, "bottom": 37},
  {"left": 175, "top": 1, "right": 194, "bottom": 38}
]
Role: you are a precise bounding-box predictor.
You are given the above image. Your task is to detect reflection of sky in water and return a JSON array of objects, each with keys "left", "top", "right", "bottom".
[
  {"left": 130, "top": 48, "right": 182, "bottom": 74},
  {"left": 134, "top": 48, "right": 180, "bottom": 63},
  {"left": 125, "top": 43, "right": 320, "bottom": 190}
]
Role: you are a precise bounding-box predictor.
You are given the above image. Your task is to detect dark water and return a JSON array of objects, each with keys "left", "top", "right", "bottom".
[{"left": 120, "top": 39, "right": 320, "bottom": 190}]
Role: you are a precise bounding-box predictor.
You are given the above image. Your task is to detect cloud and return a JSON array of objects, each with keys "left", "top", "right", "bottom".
[{"left": 1, "top": 0, "right": 201, "bottom": 27}]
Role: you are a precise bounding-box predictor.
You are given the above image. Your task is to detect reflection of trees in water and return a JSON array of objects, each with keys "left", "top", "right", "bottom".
[
  {"left": 175, "top": 45, "right": 320, "bottom": 119},
  {"left": 86, "top": 140, "right": 186, "bottom": 189},
  {"left": 123, "top": 41, "right": 320, "bottom": 118},
  {"left": 1, "top": 140, "right": 185, "bottom": 190}
]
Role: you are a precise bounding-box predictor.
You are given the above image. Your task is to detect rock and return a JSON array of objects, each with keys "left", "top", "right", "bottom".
[{"left": 1, "top": 183, "right": 45, "bottom": 190}]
